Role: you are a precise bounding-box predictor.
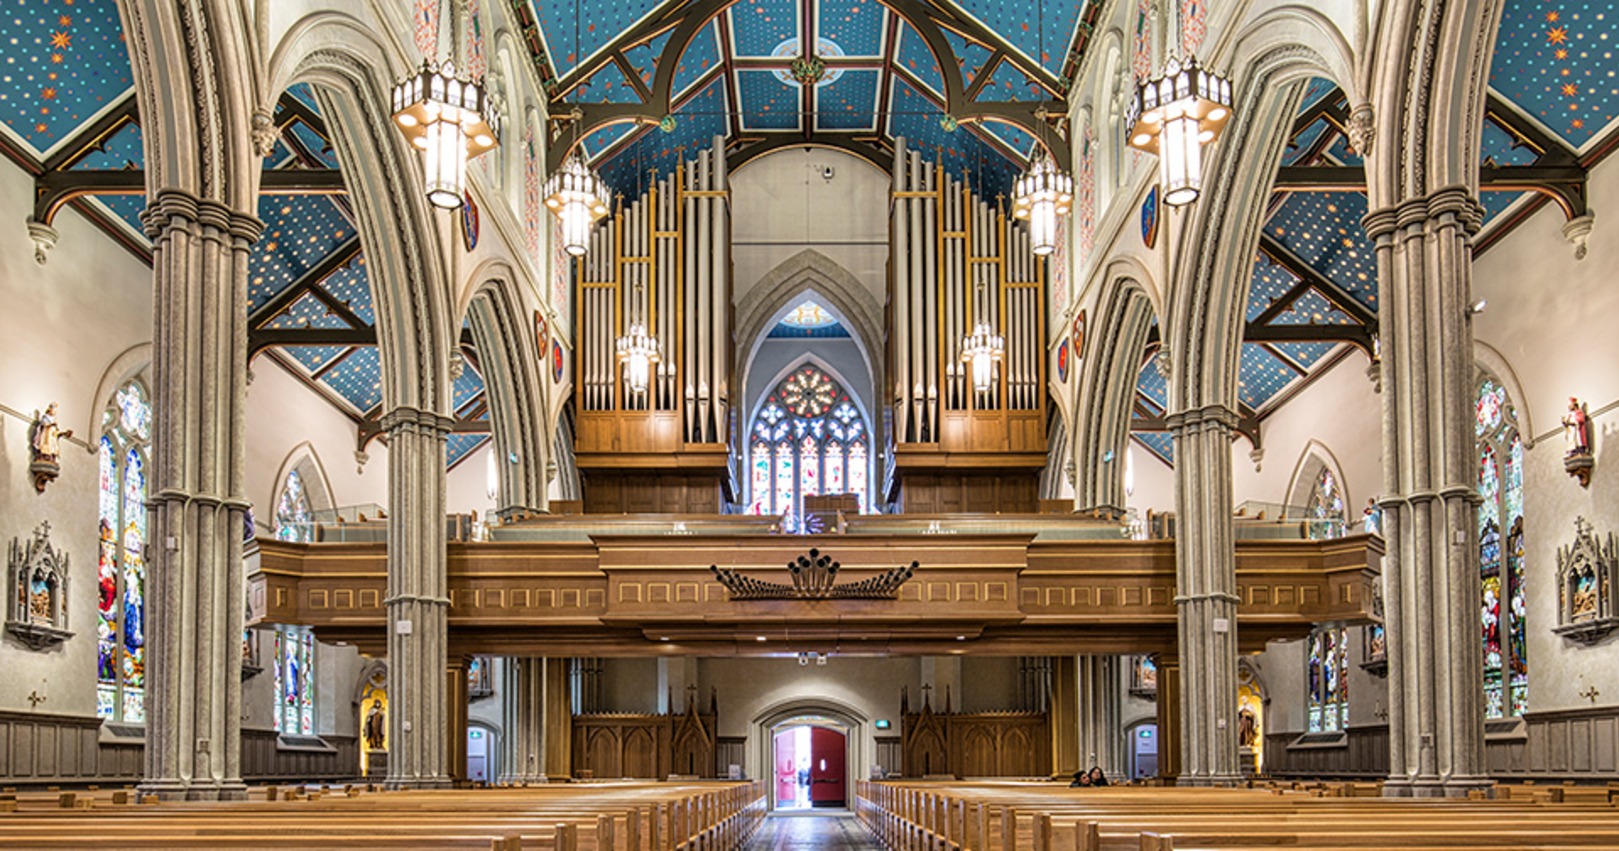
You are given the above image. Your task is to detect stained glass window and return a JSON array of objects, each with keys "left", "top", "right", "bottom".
[
  {"left": 1307, "top": 467, "right": 1346, "bottom": 540},
  {"left": 1307, "top": 626, "right": 1348, "bottom": 732},
  {"left": 274, "top": 625, "right": 316, "bottom": 735},
  {"left": 1476, "top": 375, "right": 1527, "bottom": 717},
  {"left": 746, "top": 366, "right": 871, "bottom": 520},
  {"left": 275, "top": 469, "right": 314, "bottom": 542},
  {"left": 97, "top": 380, "right": 149, "bottom": 723}
]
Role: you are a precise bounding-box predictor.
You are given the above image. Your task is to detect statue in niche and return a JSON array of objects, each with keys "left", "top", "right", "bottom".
[
  {"left": 27, "top": 403, "right": 73, "bottom": 493},
  {"left": 1238, "top": 706, "right": 1259, "bottom": 748},
  {"left": 1563, "top": 398, "right": 1595, "bottom": 487},
  {"left": 7, "top": 522, "right": 72, "bottom": 649},
  {"left": 363, "top": 701, "right": 386, "bottom": 751}
]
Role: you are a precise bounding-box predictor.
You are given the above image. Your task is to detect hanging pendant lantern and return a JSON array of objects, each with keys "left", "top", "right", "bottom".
[
  {"left": 961, "top": 321, "right": 1005, "bottom": 394},
  {"left": 1125, "top": 56, "right": 1232, "bottom": 206},
  {"left": 615, "top": 321, "right": 661, "bottom": 395},
  {"left": 391, "top": 61, "right": 499, "bottom": 210},
  {"left": 1012, "top": 155, "right": 1074, "bottom": 256},
  {"left": 544, "top": 153, "right": 610, "bottom": 257}
]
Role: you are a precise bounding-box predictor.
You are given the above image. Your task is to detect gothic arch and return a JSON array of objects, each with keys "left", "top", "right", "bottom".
[
  {"left": 1473, "top": 341, "right": 1535, "bottom": 444},
  {"left": 1284, "top": 439, "right": 1352, "bottom": 514},
  {"left": 85, "top": 343, "right": 152, "bottom": 447},
  {"left": 1074, "top": 275, "right": 1157, "bottom": 514},
  {"left": 750, "top": 696, "right": 867, "bottom": 803},
  {"left": 268, "top": 441, "right": 338, "bottom": 524},
  {"left": 464, "top": 265, "right": 551, "bottom": 516}
]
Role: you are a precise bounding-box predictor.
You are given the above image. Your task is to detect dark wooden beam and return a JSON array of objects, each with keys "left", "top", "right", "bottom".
[
  {"left": 247, "top": 236, "right": 364, "bottom": 328},
  {"left": 1256, "top": 233, "right": 1377, "bottom": 327}
]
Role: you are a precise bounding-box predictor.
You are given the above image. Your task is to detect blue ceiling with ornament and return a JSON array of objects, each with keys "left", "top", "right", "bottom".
[{"left": 544, "top": 0, "right": 1084, "bottom": 199}]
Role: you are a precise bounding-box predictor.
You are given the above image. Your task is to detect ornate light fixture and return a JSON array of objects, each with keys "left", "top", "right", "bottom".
[
  {"left": 615, "top": 276, "right": 660, "bottom": 397},
  {"left": 789, "top": 53, "right": 828, "bottom": 86},
  {"left": 961, "top": 304, "right": 1005, "bottom": 395},
  {"left": 1012, "top": 155, "right": 1074, "bottom": 256},
  {"left": 1125, "top": 55, "right": 1232, "bottom": 206},
  {"left": 544, "top": 153, "right": 610, "bottom": 257},
  {"left": 391, "top": 61, "right": 499, "bottom": 210}
]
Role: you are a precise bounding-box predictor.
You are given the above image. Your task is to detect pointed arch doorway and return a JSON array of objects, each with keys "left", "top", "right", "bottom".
[{"left": 771, "top": 717, "right": 848, "bottom": 810}]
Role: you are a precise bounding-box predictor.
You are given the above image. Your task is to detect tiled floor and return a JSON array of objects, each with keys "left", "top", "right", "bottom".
[{"left": 741, "top": 813, "right": 882, "bottom": 851}]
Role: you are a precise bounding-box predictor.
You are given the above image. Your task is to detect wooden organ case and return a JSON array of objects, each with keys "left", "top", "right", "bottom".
[
  {"left": 573, "top": 138, "right": 733, "bottom": 512},
  {"left": 887, "top": 140, "right": 1048, "bottom": 513}
]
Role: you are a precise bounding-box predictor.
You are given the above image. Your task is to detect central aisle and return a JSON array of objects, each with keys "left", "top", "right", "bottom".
[{"left": 741, "top": 814, "right": 883, "bottom": 851}]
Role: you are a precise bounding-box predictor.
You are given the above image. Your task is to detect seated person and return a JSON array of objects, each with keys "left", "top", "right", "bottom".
[
  {"left": 1069, "top": 770, "right": 1092, "bottom": 788},
  {"left": 1087, "top": 766, "right": 1109, "bottom": 787}
]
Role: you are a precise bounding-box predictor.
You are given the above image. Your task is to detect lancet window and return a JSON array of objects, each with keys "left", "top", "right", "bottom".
[
  {"left": 274, "top": 626, "right": 316, "bottom": 735},
  {"left": 1307, "top": 467, "right": 1346, "bottom": 540},
  {"left": 275, "top": 469, "right": 314, "bottom": 543},
  {"left": 1477, "top": 374, "right": 1527, "bottom": 717},
  {"left": 96, "top": 381, "right": 150, "bottom": 723},
  {"left": 1306, "top": 626, "right": 1348, "bottom": 732},
  {"left": 746, "top": 366, "right": 870, "bottom": 522}
]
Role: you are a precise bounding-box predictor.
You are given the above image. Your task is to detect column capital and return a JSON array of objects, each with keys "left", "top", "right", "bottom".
[
  {"left": 378, "top": 406, "right": 457, "bottom": 436},
  {"left": 140, "top": 189, "right": 264, "bottom": 243},
  {"left": 1361, "top": 186, "right": 1486, "bottom": 240},
  {"left": 1163, "top": 404, "right": 1239, "bottom": 435}
]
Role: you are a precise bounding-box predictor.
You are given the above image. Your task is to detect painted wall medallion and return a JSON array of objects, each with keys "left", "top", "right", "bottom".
[
  {"left": 1141, "top": 185, "right": 1159, "bottom": 249},
  {"left": 461, "top": 191, "right": 480, "bottom": 251}
]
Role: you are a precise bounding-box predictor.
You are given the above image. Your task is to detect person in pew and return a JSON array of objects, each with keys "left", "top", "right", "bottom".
[
  {"left": 1069, "top": 770, "right": 1092, "bottom": 788},
  {"left": 1087, "top": 767, "right": 1109, "bottom": 787}
]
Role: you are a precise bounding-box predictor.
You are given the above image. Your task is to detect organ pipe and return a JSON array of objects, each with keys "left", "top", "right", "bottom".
[{"left": 576, "top": 140, "right": 730, "bottom": 444}]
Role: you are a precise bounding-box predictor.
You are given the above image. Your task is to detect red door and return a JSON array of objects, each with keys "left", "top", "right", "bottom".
[
  {"left": 772, "top": 729, "right": 798, "bottom": 806},
  {"left": 809, "top": 727, "right": 846, "bottom": 806}
]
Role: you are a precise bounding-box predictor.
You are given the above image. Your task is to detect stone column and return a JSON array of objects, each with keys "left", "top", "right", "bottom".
[
  {"left": 382, "top": 407, "right": 454, "bottom": 789},
  {"left": 501, "top": 657, "right": 549, "bottom": 783},
  {"left": 1364, "top": 190, "right": 1489, "bottom": 797},
  {"left": 1076, "top": 656, "right": 1123, "bottom": 775},
  {"left": 139, "top": 191, "right": 261, "bottom": 802},
  {"left": 1154, "top": 654, "right": 1183, "bottom": 781},
  {"left": 1167, "top": 404, "right": 1241, "bottom": 786}
]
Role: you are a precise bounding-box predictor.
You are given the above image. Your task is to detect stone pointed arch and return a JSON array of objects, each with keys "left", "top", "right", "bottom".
[
  {"left": 465, "top": 263, "right": 551, "bottom": 517},
  {"left": 1074, "top": 275, "right": 1157, "bottom": 516},
  {"left": 268, "top": 441, "right": 338, "bottom": 522},
  {"left": 1283, "top": 439, "right": 1353, "bottom": 516}
]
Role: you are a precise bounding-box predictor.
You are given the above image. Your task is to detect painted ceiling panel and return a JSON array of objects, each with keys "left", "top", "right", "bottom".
[
  {"left": 69, "top": 121, "right": 141, "bottom": 170},
  {"left": 1480, "top": 189, "right": 1533, "bottom": 224},
  {"left": 571, "top": 59, "right": 641, "bottom": 104},
  {"left": 1269, "top": 342, "right": 1339, "bottom": 372},
  {"left": 815, "top": 68, "right": 879, "bottom": 130},
  {"left": 445, "top": 433, "right": 490, "bottom": 468},
  {"left": 1481, "top": 115, "right": 1542, "bottom": 165},
  {"left": 1133, "top": 431, "right": 1174, "bottom": 464},
  {"left": 598, "top": 74, "right": 729, "bottom": 197},
  {"left": 1135, "top": 358, "right": 1167, "bottom": 412},
  {"left": 248, "top": 195, "right": 356, "bottom": 314},
  {"left": 674, "top": 19, "right": 724, "bottom": 97},
  {"left": 582, "top": 122, "right": 638, "bottom": 161},
  {"left": 1247, "top": 254, "right": 1301, "bottom": 322},
  {"left": 321, "top": 346, "right": 384, "bottom": 414},
  {"left": 0, "top": 0, "right": 133, "bottom": 154},
  {"left": 1272, "top": 288, "right": 1356, "bottom": 325},
  {"left": 1281, "top": 117, "right": 1331, "bottom": 166},
  {"left": 730, "top": 0, "right": 801, "bottom": 57},
  {"left": 1325, "top": 133, "right": 1362, "bottom": 165},
  {"left": 981, "top": 119, "right": 1035, "bottom": 160},
  {"left": 975, "top": 57, "right": 1052, "bottom": 102},
  {"left": 318, "top": 257, "right": 377, "bottom": 327},
  {"left": 816, "top": 0, "right": 887, "bottom": 57},
  {"left": 264, "top": 292, "right": 352, "bottom": 331},
  {"left": 737, "top": 68, "right": 802, "bottom": 130},
  {"left": 284, "top": 345, "right": 349, "bottom": 376},
  {"left": 623, "top": 31, "right": 670, "bottom": 87},
  {"left": 1263, "top": 192, "right": 1378, "bottom": 312},
  {"left": 1237, "top": 343, "right": 1298, "bottom": 411},
  {"left": 948, "top": 0, "right": 1085, "bottom": 74},
  {"left": 286, "top": 120, "right": 339, "bottom": 167},
  {"left": 90, "top": 194, "right": 145, "bottom": 235},
  {"left": 887, "top": 77, "right": 1019, "bottom": 198},
  {"left": 894, "top": 22, "right": 944, "bottom": 96},
  {"left": 1489, "top": 0, "right": 1619, "bottom": 148},
  {"left": 1300, "top": 77, "right": 1338, "bottom": 113},
  {"left": 453, "top": 362, "right": 486, "bottom": 414},
  {"left": 533, "top": 0, "right": 664, "bottom": 78},
  {"left": 945, "top": 31, "right": 994, "bottom": 87}
]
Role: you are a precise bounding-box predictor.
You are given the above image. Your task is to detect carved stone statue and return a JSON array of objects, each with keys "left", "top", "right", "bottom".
[
  {"left": 1562, "top": 397, "right": 1595, "bottom": 487},
  {"left": 27, "top": 403, "right": 73, "bottom": 493},
  {"left": 363, "top": 702, "right": 386, "bottom": 751}
]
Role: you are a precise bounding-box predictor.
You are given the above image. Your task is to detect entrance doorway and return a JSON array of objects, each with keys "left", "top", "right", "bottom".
[
  {"left": 771, "top": 723, "right": 847, "bottom": 809},
  {"left": 1127, "top": 721, "right": 1158, "bottom": 780},
  {"left": 467, "top": 725, "right": 492, "bottom": 782}
]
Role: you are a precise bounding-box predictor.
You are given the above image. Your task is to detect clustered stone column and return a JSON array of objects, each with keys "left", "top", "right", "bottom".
[
  {"left": 138, "top": 190, "right": 261, "bottom": 802},
  {"left": 500, "top": 657, "right": 549, "bottom": 783},
  {"left": 1076, "top": 655, "right": 1124, "bottom": 776},
  {"left": 1167, "top": 404, "right": 1242, "bottom": 786},
  {"left": 1364, "top": 189, "right": 1490, "bottom": 797},
  {"left": 382, "top": 406, "right": 455, "bottom": 789}
]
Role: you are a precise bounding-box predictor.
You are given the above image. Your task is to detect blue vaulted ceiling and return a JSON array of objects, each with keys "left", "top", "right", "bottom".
[{"left": 540, "top": 0, "right": 1085, "bottom": 199}]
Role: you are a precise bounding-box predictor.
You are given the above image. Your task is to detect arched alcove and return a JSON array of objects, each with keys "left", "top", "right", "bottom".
[{"left": 751, "top": 697, "right": 869, "bottom": 810}]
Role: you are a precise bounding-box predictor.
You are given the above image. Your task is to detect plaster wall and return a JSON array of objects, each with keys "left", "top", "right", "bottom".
[
  {"left": 244, "top": 359, "right": 389, "bottom": 519},
  {"left": 729, "top": 149, "right": 890, "bottom": 308}
]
